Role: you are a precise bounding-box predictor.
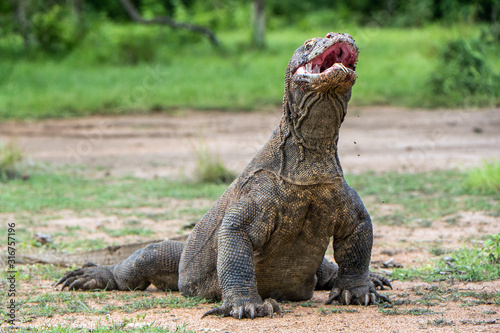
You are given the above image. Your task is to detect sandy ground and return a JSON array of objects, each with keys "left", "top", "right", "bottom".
[
  {"left": 2, "top": 107, "right": 499, "bottom": 178},
  {"left": 1, "top": 107, "right": 499, "bottom": 332}
]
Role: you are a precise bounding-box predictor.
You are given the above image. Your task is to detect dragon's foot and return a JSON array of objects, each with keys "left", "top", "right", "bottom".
[
  {"left": 202, "top": 298, "right": 281, "bottom": 320},
  {"left": 54, "top": 263, "right": 118, "bottom": 291},
  {"left": 326, "top": 279, "right": 390, "bottom": 306},
  {"left": 369, "top": 272, "right": 392, "bottom": 290}
]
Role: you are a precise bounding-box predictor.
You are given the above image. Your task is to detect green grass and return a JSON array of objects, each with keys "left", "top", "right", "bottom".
[
  {"left": 392, "top": 233, "right": 500, "bottom": 282},
  {"left": 1, "top": 167, "right": 497, "bottom": 258},
  {"left": 0, "top": 173, "right": 227, "bottom": 213},
  {"left": 194, "top": 144, "right": 236, "bottom": 184},
  {"left": 1, "top": 24, "right": 498, "bottom": 120},
  {"left": 1, "top": 168, "right": 497, "bottom": 215},
  {"left": 102, "top": 227, "right": 155, "bottom": 238},
  {"left": 1, "top": 167, "right": 497, "bottom": 223},
  {"left": 345, "top": 170, "right": 499, "bottom": 225},
  {"left": 378, "top": 307, "right": 438, "bottom": 316},
  {"left": 463, "top": 159, "right": 500, "bottom": 195},
  {"left": 0, "top": 140, "right": 24, "bottom": 179}
]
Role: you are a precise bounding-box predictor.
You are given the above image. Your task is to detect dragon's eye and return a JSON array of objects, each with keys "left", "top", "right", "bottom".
[{"left": 304, "top": 40, "right": 314, "bottom": 51}]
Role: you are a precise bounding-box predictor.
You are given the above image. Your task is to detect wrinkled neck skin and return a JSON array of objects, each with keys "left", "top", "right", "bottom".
[
  {"left": 274, "top": 76, "right": 352, "bottom": 185},
  {"left": 285, "top": 76, "right": 351, "bottom": 155}
]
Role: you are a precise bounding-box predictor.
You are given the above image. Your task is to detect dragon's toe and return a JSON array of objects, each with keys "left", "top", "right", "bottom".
[
  {"left": 55, "top": 265, "right": 118, "bottom": 291},
  {"left": 202, "top": 298, "right": 281, "bottom": 320}
]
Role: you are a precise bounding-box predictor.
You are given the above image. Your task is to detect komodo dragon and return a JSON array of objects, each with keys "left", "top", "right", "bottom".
[{"left": 56, "top": 32, "right": 391, "bottom": 319}]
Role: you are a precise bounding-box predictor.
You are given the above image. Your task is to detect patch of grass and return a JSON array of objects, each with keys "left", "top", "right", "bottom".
[
  {"left": 0, "top": 140, "right": 25, "bottom": 180},
  {"left": 379, "top": 307, "right": 437, "bottom": 316},
  {"left": 102, "top": 227, "right": 155, "bottom": 238},
  {"left": 14, "top": 287, "right": 207, "bottom": 320},
  {"left": 375, "top": 211, "right": 408, "bottom": 226},
  {"left": 21, "top": 263, "right": 69, "bottom": 281},
  {"left": 392, "top": 234, "right": 500, "bottom": 282},
  {"left": 2, "top": 168, "right": 496, "bottom": 217},
  {"left": 194, "top": 145, "right": 236, "bottom": 184},
  {"left": 458, "top": 290, "right": 500, "bottom": 306},
  {"left": 119, "top": 295, "right": 207, "bottom": 313},
  {"left": 463, "top": 159, "right": 500, "bottom": 195},
  {"left": 298, "top": 301, "right": 317, "bottom": 308},
  {"left": 406, "top": 308, "right": 438, "bottom": 316},
  {"left": 346, "top": 169, "right": 499, "bottom": 223},
  {"left": 319, "top": 306, "right": 359, "bottom": 314},
  {"left": 61, "top": 238, "right": 111, "bottom": 251},
  {"left": 19, "top": 291, "right": 111, "bottom": 318},
  {"left": 427, "top": 318, "right": 455, "bottom": 327},
  {"left": 428, "top": 246, "right": 446, "bottom": 256},
  {"left": 7, "top": 324, "right": 196, "bottom": 332},
  {"left": 0, "top": 172, "right": 227, "bottom": 213}
]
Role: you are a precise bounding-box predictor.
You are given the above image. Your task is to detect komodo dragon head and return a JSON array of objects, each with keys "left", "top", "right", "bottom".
[{"left": 288, "top": 32, "right": 359, "bottom": 94}]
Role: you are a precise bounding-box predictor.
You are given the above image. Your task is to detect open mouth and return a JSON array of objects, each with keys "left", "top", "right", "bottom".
[{"left": 294, "top": 42, "right": 358, "bottom": 76}]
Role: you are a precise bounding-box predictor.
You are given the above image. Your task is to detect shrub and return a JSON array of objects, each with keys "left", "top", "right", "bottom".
[
  {"left": 31, "top": 4, "right": 83, "bottom": 54},
  {"left": 195, "top": 146, "right": 236, "bottom": 184},
  {"left": 0, "top": 141, "right": 24, "bottom": 180},
  {"left": 463, "top": 159, "right": 500, "bottom": 195},
  {"left": 429, "top": 35, "right": 499, "bottom": 107}
]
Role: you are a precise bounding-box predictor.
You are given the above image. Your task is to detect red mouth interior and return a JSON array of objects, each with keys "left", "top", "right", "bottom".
[{"left": 299, "top": 42, "right": 357, "bottom": 74}]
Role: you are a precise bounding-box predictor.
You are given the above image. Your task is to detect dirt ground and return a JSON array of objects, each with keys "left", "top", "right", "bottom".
[
  {"left": 2, "top": 106, "right": 499, "bottom": 178},
  {"left": 1, "top": 107, "right": 499, "bottom": 332}
]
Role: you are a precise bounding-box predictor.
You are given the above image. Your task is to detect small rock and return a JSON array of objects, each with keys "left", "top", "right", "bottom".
[
  {"left": 382, "top": 258, "right": 403, "bottom": 268},
  {"left": 33, "top": 233, "right": 53, "bottom": 245}
]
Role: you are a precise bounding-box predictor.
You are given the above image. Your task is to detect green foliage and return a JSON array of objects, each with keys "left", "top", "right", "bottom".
[
  {"left": 3, "top": 24, "right": 498, "bottom": 119},
  {"left": 483, "top": 233, "right": 500, "bottom": 264},
  {"left": 345, "top": 169, "right": 498, "bottom": 222},
  {"left": 437, "top": 0, "right": 498, "bottom": 23},
  {"left": 78, "top": 23, "right": 201, "bottom": 66},
  {"left": 268, "top": 0, "right": 498, "bottom": 27},
  {"left": 85, "top": 0, "right": 137, "bottom": 21},
  {"left": 390, "top": 0, "right": 434, "bottom": 27},
  {"left": 392, "top": 234, "right": 500, "bottom": 282},
  {"left": 0, "top": 140, "right": 24, "bottom": 180},
  {"left": 195, "top": 146, "right": 236, "bottom": 184},
  {"left": 463, "top": 159, "right": 500, "bottom": 195},
  {"left": 113, "top": 28, "right": 157, "bottom": 65},
  {"left": 31, "top": 4, "right": 83, "bottom": 54},
  {"left": 0, "top": 172, "right": 227, "bottom": 213},
  {"left": 429, "top": 35, "right": 499, "bottom": 107},
  {"left": 175, "top": 0, "right": 251, "bottom": 31}
]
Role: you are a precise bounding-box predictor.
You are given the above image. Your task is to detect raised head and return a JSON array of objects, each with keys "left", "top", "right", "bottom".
[{"left": 288, "top": 32, "right": 359, "bottom": 94}]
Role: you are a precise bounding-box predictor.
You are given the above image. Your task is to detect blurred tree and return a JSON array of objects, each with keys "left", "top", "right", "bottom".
[
  {"left": 252, "top": 0, "right": 265, "bottom": 48},
  {"left": 119, "top": 0, "right": 219, "bottom": 46},
  {"left": 9, "top": 0, "right": 30, "bottom": 48},
  {"left": 8, "top": 0, "right": 87, "bottom": 53}
]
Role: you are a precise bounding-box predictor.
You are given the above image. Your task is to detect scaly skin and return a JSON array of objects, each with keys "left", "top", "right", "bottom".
[{"left": 56, "top": 32, "right": 391, "bottom": 319}]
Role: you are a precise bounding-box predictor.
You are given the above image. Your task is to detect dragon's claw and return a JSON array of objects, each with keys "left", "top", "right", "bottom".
[{"left": 202, "top": 298, "right": 281, "bottom": 320}]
